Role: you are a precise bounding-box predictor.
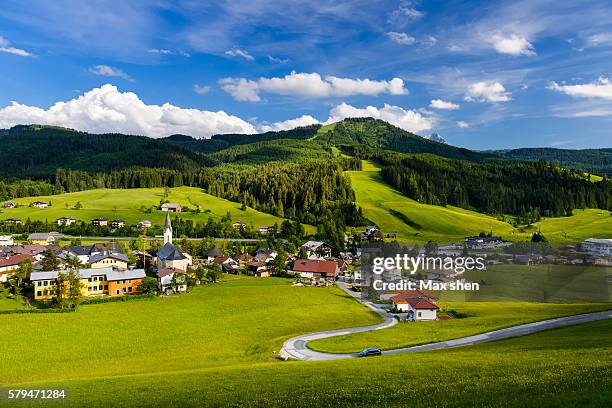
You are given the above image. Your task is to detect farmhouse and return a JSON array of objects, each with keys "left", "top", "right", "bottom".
[
  {"left": 30, "top": 267, "right": 145, "bottom": 300},
  {"left": 0, "top": 235, "right": 14, "bottom": 247},
  {"left": 0, "top": 254, "right": 33, "bottom": 283},
  {"left": 205, "top": 245, "right": 225, "bottom": 263},
  {"left": 91, "top": 218, "right": 109, "bottom": 227},
  {"left": 291, "top": 259, "right": 338, "bottom": 280},
  {"left": 581, "top": 238, "right": 612, "bottom": 257},
  {"left": 213, "top": 256, "right": 239, "bottom": 273},
  {"left": 301, "top": 241, "right": 332, "bottom": 258},
  {"left": 31, "top": 201, "right": 49, "bottom": 208},
  {"left": 3, "top": 201, "right": 16, "bottom": 209},
  {"left": 232, "top": 221, "right": 246, "bottom": 229},
  {"left": 258, "top": 225, "right": 273, "bottom": 234},
  {"left": 10, "top": 244, "right": 50, "bottom": 262},
  {"left": 138, "top": 220, "right": 152, "bottom": 229},
  {"left": 156, "top": 213, "right": 192, "bottom": 271},
  {"left": 110, "top": 219, "right": 125, "bottom": 229},
  {"left": 156, "top": 267, "right": 187, "bottom": 294},
  {"left": 161, "top": 203, "right": 182, "bottom": 212},
  {"left": 391, "top": 293, "right": 439, "bottom": 320},
  {"left": 248, "top": 261, "right": 270, "bottom": 277},
  {"left": 4, "top": 218, "right": 22, "bottom": 225},
  {"left": 28, "top": 232, "right": 56, "bottom": 245},
  {"left": 57, "top": 216, "right": 76, "bottom": 226},
  {"left": 89, "top": 252, "right": 129, "bottom": 270}
]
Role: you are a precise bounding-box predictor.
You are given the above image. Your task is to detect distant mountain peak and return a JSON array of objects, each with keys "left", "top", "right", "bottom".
[{"left": 425, "top": 132, "right": 447, "bottom": 144}]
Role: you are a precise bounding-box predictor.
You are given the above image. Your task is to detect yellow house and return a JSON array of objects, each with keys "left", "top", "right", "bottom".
[
  {"left": 89, "top": 252, "right": 129, "bottom": 270},
  {"left": 30, "top": 267, "right": 145, "bottom": 300},
  {"left": 27, "top": 233, "right": 56, "bottom": 245}
]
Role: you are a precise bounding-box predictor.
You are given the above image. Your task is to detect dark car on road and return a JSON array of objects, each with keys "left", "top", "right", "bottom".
[{"left": 357, "top": 348, "right": 382, "bottom": 357}]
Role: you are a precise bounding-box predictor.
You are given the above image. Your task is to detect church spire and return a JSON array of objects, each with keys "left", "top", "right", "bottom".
[{"left": 163, "top": 212, "right": 172, "bottom": 245}]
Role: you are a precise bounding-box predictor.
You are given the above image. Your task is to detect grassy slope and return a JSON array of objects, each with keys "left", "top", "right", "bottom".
[
  {"left": 0, "top": 295, "right": 25, "bottom": 310},
  {"left": 1, "top": 186, "right": 314, "bottom": 233},
  {"left": 309, "top": 301, "right": 611, "bottom": 353},
  {"left": 348, "top": 161, "right": 518, "bottom": 243},
  {"left": 349, "top": 161, "right": 611, "bottom": 243},
  {"left": 7, "top": 319, "right": 612, "bottom": 407},
  {"left": 0, "top": 278, "right": 380, "bottom": 386}
]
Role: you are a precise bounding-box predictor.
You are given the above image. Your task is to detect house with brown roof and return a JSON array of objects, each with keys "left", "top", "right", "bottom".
[
  {"left": 391, "top": 293, "right": 439, "bottom": 321},
  {"left": 0, "top": 254, "right": 34, "bottom": 282},
  {"left": 156, "top": 267, "right": 187, "bottom": 294},
  {"left": 291, "top": 259, "right": 338, "bottom": 280}
]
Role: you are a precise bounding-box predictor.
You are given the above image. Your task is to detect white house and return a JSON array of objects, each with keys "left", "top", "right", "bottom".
[
  {"left": 391, "top": 293, "right": 439, "bottom": 320},
  {"left": 156, "top": 267, "right": 187, "bottom": 294},
  {"left": 57, "top": 217, "right": 76, "bottom": 226},
  {"left": 138, "top": 220, "right": 152, "bottom": 229},
  {"left": 581, "top": 238, "right": 612, "bottom": 257},
  {"left": 0, "top": 235, "right": 14, "bottom": 247},
  {"left": 161, "top": 203, "right": 182, "bottom": 212},
  {"left": 31, "top": 201, "right": 49, "bottom": 209},
  {"left": 301, "top": 241, "right": 332, "bottom": 258}
]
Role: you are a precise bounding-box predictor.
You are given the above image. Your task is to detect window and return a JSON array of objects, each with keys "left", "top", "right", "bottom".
[
  {"left": 116, "top": 290, "right": 119, "bottom": 295},
  {"left": 37, "top": 281, "right": 42, "bottom": 287},
  {"left": 105, "top": 285, "right": 108, "bottom": 290},
  {"left": 37, "top": 291, "right": 42, "bottom": 297},
  {"left": 88, "top": 278, "right": 92, "bottom": 282},
  {"left": 128, "top": 287, "right": 132, "bottom": 293},
  {"left": 418, "top": 312, "right": 422, "bottom": 317},
  {"left": 122, "top": 288, "right": 126, "bottom": 293},
  {"left": 98, "top": 285, "right": 103, "bottom": 291},
  {"left": 128, "top": 280, "right": 132, "bottom": 283}
]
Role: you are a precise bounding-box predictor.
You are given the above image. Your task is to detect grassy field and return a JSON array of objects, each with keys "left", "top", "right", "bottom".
[
  {"left": 347, "top": 160, "right": 611, "bottom": 243},
  {"left": 347, "top": 161, "right": 518, "bottom": 243},
  {"left": 5, "top": 317, "right": 612, "bottom": 406},
  {"left": 0, "top": 278, "right": 380, "bottom": 386},
  {"left": 308, "top": 301, "right": 612, "bottom": 353},
  {"left": 0, "top": 294, "right": 25, "bottom": 310},
  {"left": 0, "top": 186, "right": 314, "bottom": 233}
]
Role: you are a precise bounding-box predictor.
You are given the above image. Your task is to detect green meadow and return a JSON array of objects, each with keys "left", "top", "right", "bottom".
[
  {"left": 0, "top": 294, "right": 25, "bottom": 310},
  {"left": 0, "top": 186, "right": 313, "bottom": 232},
  {"left": 3, "top": 294, "right": 611, "bottom": 407},
  {"left": 347, "top": 160, "right": 610, "bottom": 243}
]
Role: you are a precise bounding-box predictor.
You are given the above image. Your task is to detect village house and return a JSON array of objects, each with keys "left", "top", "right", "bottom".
[
  {"left": 156, "top": 267, "right": 188, "bottom": 294},
  {"left": 580, "top": 238, "right": 612, "bottom": 257},
  {"left": 235, "top": 253, "right": 253, "bottom": 267},
  {"left": 91, "top": 218, "right": 109, "bottom": 227},
  {"left": 156, "top": 213, "right": 192, "bottom": 271},
  {"left": 138, "top": 220, "right": 152, "bottom": 229},
  {"left": 258, "top": 225, "right": 273, "bottom": 234},
  {"left": 31, "top": 201, "right": 49, "bottom": 209},
  {"left": 110, "top": 219, "right": 126, "bottom": 229},
  {"left": 3, "top": 201, "right": 16, "bottom": 209},
  {"left": 0, "top": 254, "right": 34, "bottom": 282},
  {"left": 247, "top": 261, "right": 270, "bottom": 277},
  {"left": 89, "top": 252, "right": 129, "bottom": 269},
  {"left": 161, "top": 203, "right": 182, "bottom": 212},
  {"left": 301, "top": 241, "right": 332, "bottom": 258},
  {"left": 30, "top": 267, "right": 145, "bottom": 300},
  {"left": 62, "top": 245, "right": 95, "bottom": 265},
  {"left": 0, "top": 235, "right": 14, "bottom": 247},
  {"left": 232, "top": 221, "right": 246, "bottom": 229},
  {"left": 28, "top": 232, "right": 56, "bottom": 245},
  {"left": 4, "top": 218, "right": 22, "bottom": 225},
  {"left": 10, "top": 244, "right": 51, "bottom": 262},
  {"left": 291, "top": 259, "right": 338, "bottom": 280},
  {"left": 205, "top": 245, "right": 225, "bottom": 263},
  {"left": 213, "top": 256, "right": 239, "bottom": 273},
  {"left": 57, "top": 216, "right": 76, "bottom": 226},
  {"left": 254, "top": 247, "right": 278, "bottom": 263},
  {"left": 30, "top": 266, "right": 145, "bottom": 300},
  {"left": 380, "top": 289, "right": 436, "bottom": 302},
  {"left": 391, "top": 293, "right": 439, "bottom": 321}
]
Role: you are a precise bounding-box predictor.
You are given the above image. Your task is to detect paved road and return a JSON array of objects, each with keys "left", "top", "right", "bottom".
[{"left": 280, "top": 282, "right": 612, "bottom": 360}]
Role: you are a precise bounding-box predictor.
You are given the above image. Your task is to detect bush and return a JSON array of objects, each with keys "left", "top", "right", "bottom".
[
  {"left": 80, "top": 294, "right": 156, "bottom": 305},
  {"left": 0, "top": 308, "right": 75, "bottom": 315},
  {"left": 447, "top": 309, "right": 469, "bottom": 319}
]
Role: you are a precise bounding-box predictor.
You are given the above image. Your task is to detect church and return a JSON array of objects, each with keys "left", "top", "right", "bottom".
[{"left": 156, "top": 212, "right": 192, "bottom": 272}]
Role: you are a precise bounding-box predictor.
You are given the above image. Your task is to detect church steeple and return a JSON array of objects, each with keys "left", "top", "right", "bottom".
[{"left": 163, "top": 212, "right": 173, "bottom": 245}]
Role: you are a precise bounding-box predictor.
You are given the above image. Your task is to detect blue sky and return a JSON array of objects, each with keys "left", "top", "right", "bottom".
[{"left": 0, "top": 0, "right": 611, "bottom": 149}]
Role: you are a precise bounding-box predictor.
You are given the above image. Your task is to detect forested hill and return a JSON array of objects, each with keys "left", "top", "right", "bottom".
[
  {"left": 493, "top": 147, "right": 612, "bottom": 176},
  {"left": 0, "top": 125, "right": 215, "bottom": 178}
]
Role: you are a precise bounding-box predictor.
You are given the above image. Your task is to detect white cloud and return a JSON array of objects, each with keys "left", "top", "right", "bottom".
[
  {"left": 225, "top": 48, "right": 254, "bottom": 61},
  {"left": 548, "top": 77, "right": 612, "bottom": 100},
  {"left": 387, "top": 31, "right": 416, "bottom": 45},
  {"left": 148, "top": 48, "right": 172, "bottom": 55},
  {"left": 220, "top": 71, "right": 407, "bottom": 101},
  {"left": 465, "top": 81, "right": 511, "bottom": 102},
  {"left": 429, "top": 99, "right": 460, "bottom": 110},
  {"left": 0, "top": 35, "right": 33, "bottom": 57},
  {"left": 0, "top": 84, "right": 256, "bottom": 138},
  {"left": 259, "top": 115, "right": 320, "bottom": 132},
  {"left": 193, "top": 84, "right": 211, "bottom": 94},
  {"left": 586, "top": 33, "right": 612, "bottom": 47},
  {"left": 391, "top": 2, "right": 424, "bottom": 20},
  {"left": 326, "top": 102, "right": 434, "bottom": 133},
  {"left": 89, "top": 65, "right": 132, "bottom": 81},
  {"left": 490, "top": 34, "right": 535, "bottom": 56},
  {"left": 219, "top": 78, "right": 261, "bottom": 102},
  {"left": 267, "top": 55, "right": 289, "bottom": 64},
  {"left": 457, "top": 121, "right": 469, "bottom": 128}
]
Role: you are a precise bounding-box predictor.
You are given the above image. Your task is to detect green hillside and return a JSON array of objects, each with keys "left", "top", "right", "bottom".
[
  {"left": 495, "top": 147, "right": 612, "bottom": 176},
  {"left": 348, "top": 161, "right": 518, "bottom": 242},
  {"left": 0, "top": 186, "right": 307, "bottom": 231}
]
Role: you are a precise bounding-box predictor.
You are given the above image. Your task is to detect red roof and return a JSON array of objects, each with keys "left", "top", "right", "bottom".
[
  {"left": 386, "top": 290, "right": 437, "bottom": 301},
  {"left": 0, "top": 254, "right": 34, "bottom": 271},
  {"left": 292, "top": 259, "right": 337, "bottom": 277},
  {"left": 391, "top": 293, "right": 439, "bottom": 309},
  {"left": 408, "top": 298, "right": 439, "bottom": 310}
]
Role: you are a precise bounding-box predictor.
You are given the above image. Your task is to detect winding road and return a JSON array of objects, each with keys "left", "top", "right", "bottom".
[{"left": 280, "top": 282, "right": 612, "bottom": 361}]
